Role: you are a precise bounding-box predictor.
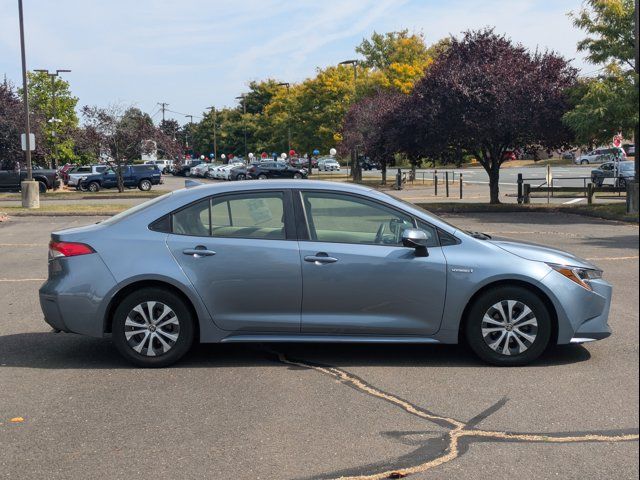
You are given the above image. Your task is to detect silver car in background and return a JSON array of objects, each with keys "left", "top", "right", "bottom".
[{"left": 39, "top": 181, "right": 612, "bottom": 367}]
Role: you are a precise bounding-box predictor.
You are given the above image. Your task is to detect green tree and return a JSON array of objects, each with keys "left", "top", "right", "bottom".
[
  {"left": 25, "top": 71, "right": 79, "bottom": 167},
  {"left": 564, "top": 0, "right": 638, "bottom": 145}
]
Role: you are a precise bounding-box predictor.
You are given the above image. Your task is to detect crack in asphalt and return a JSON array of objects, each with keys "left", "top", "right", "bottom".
[{"left": 275, "top": 353, "right": 639, "bottom": 480}]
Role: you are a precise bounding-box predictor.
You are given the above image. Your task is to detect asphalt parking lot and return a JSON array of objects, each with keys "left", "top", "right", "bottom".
[{"left": 0, "top": 212, "right": 638, "bottom": 479}]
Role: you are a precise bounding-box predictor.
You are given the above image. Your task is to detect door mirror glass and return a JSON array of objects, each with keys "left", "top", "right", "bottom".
[{"left": 402, "top": 228, "right": 429, "bottom": 256}]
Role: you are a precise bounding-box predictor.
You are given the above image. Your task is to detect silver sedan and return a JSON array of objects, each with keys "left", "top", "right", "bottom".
[{"left": 39, "top": 180, "right": 612, "bottom": 367}]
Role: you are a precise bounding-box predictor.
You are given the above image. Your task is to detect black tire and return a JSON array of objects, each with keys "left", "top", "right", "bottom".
[
  {"left": 580, "top": 160, "right": 588, "bottom": 165},
  {"left": 465, "top": 286, "right": 552, "bottom": 366},
  {"left": 87, "top": 181, "right": 100, "bottom": 193},
  {"left": 236, "top": 173, "right": 246, "bottom": 181},
  {"left": 618, "top": 178, "right": 627, "bottom": 189},
  {"left": 257, "top": 173, "right": 268, "bottom": 180},
  {"left": 112, "top": 287, "right": 195, "bottom": 368},
  {"left": 38, "top": 181, "right": 47, "bottom": 194},
  {"left": 138, "top": 179, "right": 152, "bottom": 191},
  {"left": 293, "top": 173, "right": 303, "bottom": 179}
]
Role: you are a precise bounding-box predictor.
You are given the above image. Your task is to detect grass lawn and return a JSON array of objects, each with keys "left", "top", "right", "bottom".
[
  {"left": 0, "top": 190, "right": 168, "bottom": 201},
  {"left": 0, "top": 204, "right": 127, "bottom": 216}
]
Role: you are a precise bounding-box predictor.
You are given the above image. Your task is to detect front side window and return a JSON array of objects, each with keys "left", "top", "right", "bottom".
[{"left": 301, "top": 192, "right": 414, "bottom": 245}]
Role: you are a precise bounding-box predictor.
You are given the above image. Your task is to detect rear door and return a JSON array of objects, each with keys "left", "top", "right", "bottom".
[{"left": 166, "top": 190, "right": 302, "bottom": 332}]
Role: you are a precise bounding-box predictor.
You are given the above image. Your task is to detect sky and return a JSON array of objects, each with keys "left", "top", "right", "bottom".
[{"left": 0, "top": 0, "right": 593, "bottom": 125}]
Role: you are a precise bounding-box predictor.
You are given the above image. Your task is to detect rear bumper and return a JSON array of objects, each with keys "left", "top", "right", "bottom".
[{"left": 39, "top": 254, "right": 118, "bottom": 338}]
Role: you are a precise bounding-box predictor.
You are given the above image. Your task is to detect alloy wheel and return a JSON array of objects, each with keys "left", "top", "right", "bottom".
[
  {"left": 481, "top": 300, "right": 538, "bottom": 356},
  {"left": 124, "top": 301, "right": 180, "bottom": 357}
]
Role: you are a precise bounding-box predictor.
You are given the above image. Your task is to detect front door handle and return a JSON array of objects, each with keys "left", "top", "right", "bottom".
[
  {"left": 304, "top": 252, "right": 338, "bottom": 264},
  {"left": 183, "top": 246, "right": 216, "bottom": 257}
]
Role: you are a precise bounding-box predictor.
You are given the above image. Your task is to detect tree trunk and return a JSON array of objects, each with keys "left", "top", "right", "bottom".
[
  {"left": 488, "top": 164, "right": 500, "bottom": 204},
  {"left": 116, "top": 161, "right": 125, "bottom": 193},
  {"left": 381, "top": 163, "right": 387, "bottom": 185}
]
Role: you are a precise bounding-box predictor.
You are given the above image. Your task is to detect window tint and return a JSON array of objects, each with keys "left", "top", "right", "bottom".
[
  {"left": 211, "top": 193, "right": 285, "bottom": 240},
  {"left": 172, "top": 199, "right": 211, "bottom": 237},
  {"left": 301, "top": 192, "right": 414, "bottom": 245},
  {"left": 77, "top": 166, "right": 90, "bottom": 173},
  {"left": 96, "top": 166, "right": 107, "bottom": 173}
]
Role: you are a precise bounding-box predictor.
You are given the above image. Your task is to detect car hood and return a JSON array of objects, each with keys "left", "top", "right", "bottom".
[{"left": 489, "top": 238, "right": 599, "bottom": 270}]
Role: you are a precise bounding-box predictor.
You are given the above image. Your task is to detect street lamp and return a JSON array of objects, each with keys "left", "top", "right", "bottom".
[
  {"left": 339, "top": 59, "right": 359, "bottom": 181},
  {"left": 33, "top": 68, "right": 71, "bottom": 169},
  {"left": 235, "top": 94, "right": 248, "bottom": 159},
  {"left": 18, "top": 0, "right": 37, "bottom": 208},
  {"left": 277, "top": 82, "right": 292, "bottom": 153}
]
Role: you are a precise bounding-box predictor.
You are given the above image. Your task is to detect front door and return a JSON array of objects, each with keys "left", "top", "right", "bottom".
[
  {"left": 167, "top": 191, "right": 302, "bottom": 332},
  {"left": 297, "top": 191, "right": 447, "bottom": 336}
]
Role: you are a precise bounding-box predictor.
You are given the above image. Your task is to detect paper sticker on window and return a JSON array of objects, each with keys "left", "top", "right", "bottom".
[{"left": 247, "top": 198, "right": 274, "bottom": 224}]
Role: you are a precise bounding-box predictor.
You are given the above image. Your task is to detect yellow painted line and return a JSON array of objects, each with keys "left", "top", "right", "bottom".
[
  {"left": 0, "top": 278, "right": 46, "bottom": 282},
  {"left": 277, "top": 354, "right": 639, "bottom": 480}
]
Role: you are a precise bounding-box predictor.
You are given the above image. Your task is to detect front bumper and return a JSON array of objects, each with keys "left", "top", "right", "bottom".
[{"left": 541, "top": 270, "right": 613, "bottom": 344}]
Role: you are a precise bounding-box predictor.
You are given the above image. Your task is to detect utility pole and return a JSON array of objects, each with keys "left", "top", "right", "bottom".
[
  {"left": 630, "top": 0, "right": 639, "bottom": 213},
  {"left": 34, "top": 69, "right": 71, "bottom": 169},
  {"left": 158, "top": 102, "right": 169, "bottom": 124},
  {"left": 18, "top": 0, "right": 38, "bottom": 208},
  {"left": 339, "top": 59, "right": 359, "bottom": 181},
  {"left": 235, "top": 94, "right": 248, "bottom": 158},
  {"left": 184, "top": 115, "right": 193, "bottom": 149},
  {"left": 277, "top": 82, "right": 292, "bottom": 153},
  {"left": 206, "top": 106, "right": 218, "bottom": 161}
]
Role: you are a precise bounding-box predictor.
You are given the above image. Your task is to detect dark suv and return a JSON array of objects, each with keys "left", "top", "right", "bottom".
[
  {"left": 78, "top": 165, "right": 162, "bottom": 192},
  {"left": 247, "top": 162, "right": 307, "bottom": 179}
]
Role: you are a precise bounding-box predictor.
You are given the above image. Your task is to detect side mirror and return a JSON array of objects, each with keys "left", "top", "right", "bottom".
[{"left": 401, "top": 229, "right": 429, "bottom": 257}]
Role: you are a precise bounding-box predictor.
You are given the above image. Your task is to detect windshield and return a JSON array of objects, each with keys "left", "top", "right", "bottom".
[{"left": 100, "top": 192, "right": 174, "bottom": 225}]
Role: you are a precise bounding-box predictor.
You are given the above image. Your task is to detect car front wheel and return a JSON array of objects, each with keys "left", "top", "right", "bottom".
[
  {"left": 465, "top": 286, "right": 551, "bottom": 366},
  {"left": 87, "top": 181, "right": 100, "bottom": 193},
  {"left": 112, "top": 288, "right": 195, "bottom": 367},
  {"left": 580, "top": 160, "right": 589, "bottom": 165},
  {"left": 138, "top": 179, "right": 152, "bottom": 191}
]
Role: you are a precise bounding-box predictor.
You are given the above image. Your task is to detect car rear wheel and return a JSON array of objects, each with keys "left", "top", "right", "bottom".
[
  {"left": 38, "top": 181, "right": 47, "bottom": 193},
  {"left": 112, "top": 288, "right": 195, "bottom": 367},
  {"left": 138, "top": 179, "right": 152, "bottom": 191},
  {"left": 257, "top": 173, "right": 268, "bottom": 180},
  {"left": 87, "top": 181, "right": 100, "bottom": 193},
  {"left": 236, "top": 174, "right": 246, "bottom": 180},
  {"left": 618, "top": 178, "right": 627, "bottom": 188},
  {"left": 293, "top": 173, "right": 303, "bottom": 179},
  {"left": 465, "top": 286, "right": 551, "bottom": 366},
  {"left": 580, "top": 160, "right": 588, "bottom": 165}
]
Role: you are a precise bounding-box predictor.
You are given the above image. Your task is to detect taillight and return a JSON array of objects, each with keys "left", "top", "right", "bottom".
[{"left": 49, "top": 241, "right": 95, "bottom": 258}]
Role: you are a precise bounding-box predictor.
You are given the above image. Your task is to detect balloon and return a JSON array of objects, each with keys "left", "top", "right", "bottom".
[
  {"left": 221, "top": 154, "right": 226, "bottom": 159},
  {"left": 200, "top": 155, "right": 205, "bottom": 160},
  {"left": 261, "top": 152, "right": 268, "bottom": 158},
  {"left": 329, "top": 148, "right": 337, "bottom": 156},
  {"left": 289, "top": 149, "right": 296, "bottom": 157},
  {"left": 248, "top": 152, "right": 254, "bottom": 158},
  {"left": 209, "top": 153, "right": 214, "bottom": 159},
  {"left": 313, "top": 149, "right": 320, "bottom": 156},
  {"left": 281, "top": 153, "right": 287, "bottom": 159}
]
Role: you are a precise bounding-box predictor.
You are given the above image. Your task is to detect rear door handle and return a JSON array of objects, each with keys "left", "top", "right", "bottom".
[
  {"left": 183, "top": 246, "right": 216, "bottom": 257},
  {"left": 304, "top": 253, "right": 338, "bottom": 264}
]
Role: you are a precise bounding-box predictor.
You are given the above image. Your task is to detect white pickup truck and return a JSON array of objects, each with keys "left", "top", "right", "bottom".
[{"left": 66, "top": 165, "right": 107, "bottom": 187}]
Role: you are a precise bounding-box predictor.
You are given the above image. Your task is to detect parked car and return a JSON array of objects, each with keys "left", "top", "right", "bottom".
[
  {"left": 622, "top": 144, "right": 636, "bottom": 157},
  {"left": 190, "top": 163, "right": 211, "bottom": 178},
  {"left": 78, "top": 164, "right": 162, "bottom": 192},
  {"left": 67, "top": 164, "right": 108, "bottom": 187},
  {"left": 144, "top": 159, "right": 174, "bottom": 174},
  {"left": 591, "top": 160, "right": 636, "bottom": 188},
  {"left": 40, "top": 180, "right": 612, "bottom": 367},
  {"left": 247, "top": 162, "right": 307, "bottom": 179},
  {"left": 173, "top": 160, "right": 203, "bottom": 177},
  {"left": 575, "top": 147, "right": 626, "bottom": 165},
  {"left": 561, "top": 151, "right": 576, "bottom": 161},
  {"left": 0, "top": 165, "right": 60, "bottom": 193},
  {"left": 228, "top": 163, "right": 255, "bottom": 181},
  {"left": 360, "top": 157, "right": 380, "bottom": 171},
  {"left": 318, "top": 158, "right": 341, "bottom": 171}
]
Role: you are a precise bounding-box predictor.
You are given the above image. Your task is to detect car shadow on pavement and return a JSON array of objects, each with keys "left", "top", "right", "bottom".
[{"left": 0, "top": 331, "right": 591, "bottom": 370}]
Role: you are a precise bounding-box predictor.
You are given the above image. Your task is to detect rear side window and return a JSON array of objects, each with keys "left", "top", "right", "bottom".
[
  {"left": 212, "top": 193, "right": 286, "bottom": 240},
  {"left": 172, "top": 200, "right": 211, "bottom": 237},
  {"left": 132, "top": 165, "right": 158, "bottom": 173}
]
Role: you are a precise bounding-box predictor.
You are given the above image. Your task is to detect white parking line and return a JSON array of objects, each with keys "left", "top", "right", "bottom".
[{"left": 563, "top": 198, "right": 585, "bottom": 205}]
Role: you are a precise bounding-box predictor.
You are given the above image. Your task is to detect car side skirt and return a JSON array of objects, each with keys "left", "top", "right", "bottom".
[{"left": 219, "top": 334, "right": 441, "bottom": 344}]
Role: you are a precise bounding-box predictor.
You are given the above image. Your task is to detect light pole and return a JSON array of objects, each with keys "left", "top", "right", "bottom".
[
  {"left": 33, "top": 68, "right": 71, "bottom": 169},
  {"left": 235, "top": 94, "right": 248, "bottom": 159},
  {"left": 18, "top": 0, "right": 38, "bottom": 208},
  {"left": 184, "top": 115, "right": 193, "bottom": 150},
  {"left": 630, "top": 0, "right": 639, "bottom": 213},
  {"left": 277, "top": 82, "right": 292, "bottom": 153},
  {"left": 339, "top": 59, "right": 359, "bottom": 181},
  {"left": 206, "top": 107, "right": 218, "bottom": 161}
]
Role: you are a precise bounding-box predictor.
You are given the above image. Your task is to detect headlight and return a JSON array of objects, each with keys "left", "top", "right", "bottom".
[{"left": 548, "top": 263, "right": 602, "bottom": 291}]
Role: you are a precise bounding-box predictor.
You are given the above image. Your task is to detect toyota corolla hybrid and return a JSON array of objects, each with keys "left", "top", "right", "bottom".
[{"left": 39, "top": 180, "right": 611, "bottom": 367}]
